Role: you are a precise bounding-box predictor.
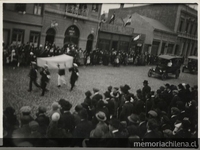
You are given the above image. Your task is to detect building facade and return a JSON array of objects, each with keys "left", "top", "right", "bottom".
[
  {"left": 108, "top": 4, "right": 198, "bottom": 57},
  {"left": 3, "top": 3, "right": 102, "bottom": 52},
  {"left": 97, "top": 23, "right": 134, "bottom": 51}
]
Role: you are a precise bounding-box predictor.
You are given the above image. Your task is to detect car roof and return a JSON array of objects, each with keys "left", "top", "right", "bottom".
[
  {"left": 188, "top": 56, "right": 198, "bottom": 60},
  {"left": 158, "top": 55, "right": 183, "bottom": 60}
]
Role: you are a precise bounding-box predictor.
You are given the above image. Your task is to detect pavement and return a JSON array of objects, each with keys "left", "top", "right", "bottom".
[{"left": 3, "top": 65, "right": 198, "bottom": 119}]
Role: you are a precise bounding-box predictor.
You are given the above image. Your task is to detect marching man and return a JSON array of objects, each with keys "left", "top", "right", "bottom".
[
  {"left": 69, "top": 63, "right": 79, "bottom": 91},
  {"left": 40, "top": 64, "right": 50, "bottom": 96},
  {"left": 57, "top": 64, "right": 66, "bottom": 88}
]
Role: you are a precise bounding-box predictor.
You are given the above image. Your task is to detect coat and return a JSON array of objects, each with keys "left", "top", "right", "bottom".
[
  {"left": 73, "top": 119, "right": 93, "bottom": 138},
  {"left": 91, "top": 93, "right": 103, "bottom": 107},
  {"left": 60, "top": 111, "right": 75, "bottom": 133},
  {"left": 119, "top": 102, "right": 134, "bottom": 121},
  {"left": 69, "top": 67, "right": 79, "bottom": 84}
]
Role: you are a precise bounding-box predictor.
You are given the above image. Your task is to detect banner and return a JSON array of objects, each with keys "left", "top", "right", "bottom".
[{"left": 37, "top": 54, "right": 74, "bottom": 69}]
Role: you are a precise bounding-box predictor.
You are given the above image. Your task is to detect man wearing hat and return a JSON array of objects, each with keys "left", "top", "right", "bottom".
[
  {"left": 59, "top": 100, "right": 75, "bottom": 134},
  {"left": 69, "top": 63, "right": 79, "bottom": 91},
  {"left": 28, "top": 62, "right": 40, "bottom": 92},
  {"left": 142, "top": 80, "right": 151, "bottom": 98},
  {"left": 40, "top": 64, "right": 50, "bottom": 96},
  {"left": 91, "top": 88, "right": 103, "bottom": 108}
]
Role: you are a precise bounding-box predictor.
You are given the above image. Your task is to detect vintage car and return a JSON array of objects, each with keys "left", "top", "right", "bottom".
[
  {"left": 148, "top": 55, "right": 183, "bottom": 80},
  {"left": 182, "top": 56, "right": 198, "bottom": 73}
]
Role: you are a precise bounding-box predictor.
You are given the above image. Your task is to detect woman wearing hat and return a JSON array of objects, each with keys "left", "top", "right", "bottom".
[{"left": 69, "top": 63, "right": 79, "bottom": 91}]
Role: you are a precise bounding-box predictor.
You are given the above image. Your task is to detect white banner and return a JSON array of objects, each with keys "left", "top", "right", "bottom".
[{"left": 37, "top": 54, "right": 74, "bottom": 69}]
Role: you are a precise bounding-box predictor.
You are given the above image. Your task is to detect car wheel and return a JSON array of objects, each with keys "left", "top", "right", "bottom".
[
  {"left": 175, "top": 70, "right": 180, "bottom": 79},
  {"left": 162, "top": 73, "right": 167, "bottom": 80},
  {"left": 148, "top": 70, "right": 153, "bottom": 77}
]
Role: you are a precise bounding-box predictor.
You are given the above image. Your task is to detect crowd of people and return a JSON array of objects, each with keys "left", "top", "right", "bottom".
[
  {"left": 3, "top": 42, "right": 159, "bottom": 69},
  {"left": 3, "top": 81, "right": 198, "bottom": 147}
]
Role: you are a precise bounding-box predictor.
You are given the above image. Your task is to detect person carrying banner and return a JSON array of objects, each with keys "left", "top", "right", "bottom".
[
  {"left": 57, "top": 64, "right": 66, "bottom": 88},
  {"left": 69, "top": 63, "right": 79, "bottom": 91},
  {"left": 28, "top": 62, "right": 40, "bottom": 92},
  {"left": 40, "top": 64, "right": 50, "bottom": 96}
]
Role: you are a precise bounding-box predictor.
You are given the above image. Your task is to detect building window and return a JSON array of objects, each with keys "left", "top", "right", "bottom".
[
  {"left": 12, "top": 29, "right": 24, "bottom": 45},
  {"left": 34, "top": 4, "right": 42, "bottom": 15},
  {"left": 15, "top": 4, "right": 26, "bottom": 12},
  {"left": 189, "top": 24, "right": 194, "bottom": 35},
  {"left": 185, "top": 21, "right": 190, "bottom": 33},
  {"left": 178, "top": 19, "right": 184, "bottom": 32},
  {"left": 92, "top": 4, "right": 98, "bottom": 12},
  {"left": 29, "top": 31, "right": 40, "bottom": 47}
]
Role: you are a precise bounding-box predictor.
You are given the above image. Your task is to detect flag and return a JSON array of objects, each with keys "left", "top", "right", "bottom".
[
  {"left": 133, "top": 34, "right": 140, "bottom": 41},
  {"left": 109, "top": 13, "right": 115, "bottom": 24},
  {"left": 124, "top": 15, "right": 132, "bottom": 26}
]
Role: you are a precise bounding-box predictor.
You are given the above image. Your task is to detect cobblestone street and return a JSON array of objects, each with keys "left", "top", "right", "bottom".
[{"left": 3, "top": 65, "right": 197, "bottom": 118}]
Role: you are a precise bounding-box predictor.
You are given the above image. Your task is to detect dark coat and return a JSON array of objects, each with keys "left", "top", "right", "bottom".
[
  {"left": 119, "top": 102, "right": 133, "bottom": 121},
  {"left": 35, "top": 114, "right": 50, "bottom": 134},
  {"left": 106, "top": 99, "right": 115, "bottom": 116},
  {"left": 91, "top": 93, "right": 103, "bottom": 107},
  {"left": 58, "top": 69, "right": 65, "bottom": 76},
  {"left": 29, "top": 68, "right": 38, "bottom": 79},
  {"left": 40, "top": 69, "right": 50, "bottom": 83},
  {"left": 142, "top": 85, "right": 151, "bottom": 98},
  {"left": 138, "top": 121, "right": 147, "bottom": 138},
  {"left": 60, "top": 111, "right": 75, "bottom": 133},
  {"left": 73, "top": 119, "right": 93, "bottom": 138},
  {"left": 69, "top": 67, "right": 79, "bottom": 84}
]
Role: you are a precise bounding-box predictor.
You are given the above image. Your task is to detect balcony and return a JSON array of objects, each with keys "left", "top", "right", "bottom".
[
  {"left": 177, "top": 31, "right": 197, "bottom": 40},
  {"left": 65, "top": 7, "right": 89, "bottom": 17}
]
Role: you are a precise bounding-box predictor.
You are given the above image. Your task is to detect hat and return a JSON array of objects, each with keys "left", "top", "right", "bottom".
[
  {"left": 143, "top": 80, "right": 148, "bottom": 84},
  {"left": 51, "top": 112, "right": 60, "bottom": 122},
  {"left": 51, "top": 102, "right": 60, "bottom": 111},
  {"left": 124, "top": 84, "right": 131, "bottom": 91},
  {"left": 165, "top": 83, "right": 170, "bottom": 88},
  {"left": 109, "top": 119, "right": 121, "bottom": 129},
  {"left": 93, "top": 88, "right": 99, "bottom": 92},
  {"left": 96, "top": 111, "right": 107, "bottom": 122},
  {"left": 114, "top": 87, "right": 119, "bottom": 90},
  {"left": 61, "top": 100, "right": 72, "bottom": 111},
  {"left": 75, "top": 104, "right": 83, "bottom": 112},
  {"left": 20, "top": 106, "right": 31, "bottom": 113},
  {"left": 107, "top": 86, "right": 112, "bottom": 91},
  {"left": 171, "top": 107, "right": 180, "bottom": 115},
  {"left": 128, "top": 114, "right": 139, "bottom": 123},
  {"left": 38, "top": 106, "right": 47, "bottom": 113},
  {"left": 73, "top": 63, "right": 78, "bottom": 67},
  {"left": 29, "top": 121, "right": 39, "bottom": 131},
  {"left": 172, "top": 90, "right": 179, "bottom": 94},
  {"left": 90, "top": 128, "right": 104, "bottom": 138},
  {"left": 85, "top": 91, "right": 92, "bottom": 97},
  {"left": 148, "top": 110, "right": 158, "bottom": 117},
  {"left": 31, "top": 61, "right": 37, "bottom": 65}
]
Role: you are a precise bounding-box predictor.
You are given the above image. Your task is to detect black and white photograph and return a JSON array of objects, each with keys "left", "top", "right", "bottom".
[{"left": 2, "top": 2, "right": 198, "bottom": 148}]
